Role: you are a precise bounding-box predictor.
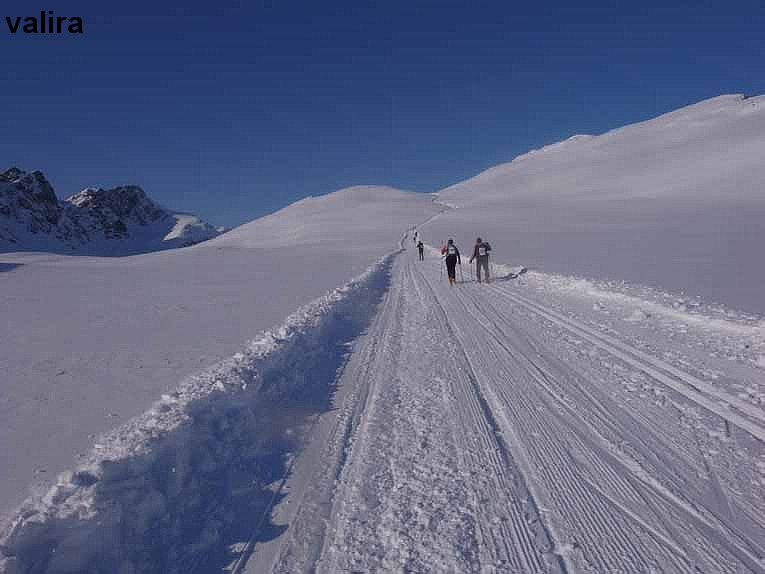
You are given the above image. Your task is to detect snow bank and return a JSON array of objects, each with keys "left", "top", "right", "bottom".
[
  {"left": 489, "top": 261, "right": 527, "bottom": 280},
  {"left": 487, "top": 256, "right": 764, "bottom": 369},
  {"left": 0, "top": 253, "right": 396, "bottom": 574},
  {"left": 528, "top": 270, "right": 765, "bottom": 341},
  {"left": 509, "top": 267, "right": 765, "bottom": 374},
  {"left": 0, "top": 185, "right": 438, "bottom": 522}
]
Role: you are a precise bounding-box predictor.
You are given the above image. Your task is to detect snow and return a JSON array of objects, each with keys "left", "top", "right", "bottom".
[
  {"left": 258, "top": 250, "right": 765, "bottom": 573},
  {"left": 3, "top": 95, "right": 765, "bottom": 573},
  {"left": 162, "top": 213, "right": 218, "bottom": 244},
  {"left": 1, "top": 253, "right": 395, "bottom": 574},
  {"left": 428, "top": 94, "right": 765, "bottom": 314},
  {"left": 212, "top": 185, "right": 436, "bottom": 250},
  {"left": 625, "top": 308, "right": 650, "bottom": 322},
  {"left": 0, "top": 186, "right": 439, "bottom": 529}
]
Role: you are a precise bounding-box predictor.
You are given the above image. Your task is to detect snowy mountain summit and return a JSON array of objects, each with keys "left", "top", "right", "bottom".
[{"left": 0, "top": 167, "right": 219, "bottom": 254}]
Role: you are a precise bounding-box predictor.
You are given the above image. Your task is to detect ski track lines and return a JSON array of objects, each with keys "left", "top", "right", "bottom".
[
  {"left": 455, "top": 287, "right": 763, "bottom": 573},
  {"left": 312, "top": 257, "right": 560, "bottom": 573},
  {"left": 416, "top": 254, "right": 765, "bottom": 573},
  {"left": 410, "top": 261, "right": 564, "bottom": 574},
  {"left": 425, "top": 269, "right": 683, "bottom": 573},
  {"left": 252, "top": 256, "right": 405, "bottom": 574},
  {"left": 495, "top": 287, "right": 765, "bottom": 442},
  {"left": 256, "top": 248, "right": 765, "bottom": 573}
]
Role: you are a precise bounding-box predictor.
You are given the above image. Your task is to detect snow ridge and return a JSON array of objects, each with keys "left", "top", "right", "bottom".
[{"left": 0, "top": 252, "right": 396, "bottom": 574}]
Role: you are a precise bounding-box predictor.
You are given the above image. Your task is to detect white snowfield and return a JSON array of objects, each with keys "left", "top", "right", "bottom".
[
  {"left": 5, "top": 243, "right": 763, "bottom": 573},
  {"left": 2, "top": 95, "right": 765, "bottom": 573},
  {"left": 0, "top": 187, "right": 440, "bottom": 526},
  {"left": 429, "top": 94, "right": 765, "bottom": 314},
  {"left": 212, "top": 185, "right": 438, "bottom": 251}
]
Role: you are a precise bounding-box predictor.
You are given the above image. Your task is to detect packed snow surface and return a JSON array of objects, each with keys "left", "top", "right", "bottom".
[
  {"left": 1, "top": 253, "right": 396, "bottom": 574},
  {"left": 4, "top": 244, "right": 764, "bottom": 573},
  {"left": 0, "top": 186, "right": 439, "bottom": 524},
  {"left": 428, "top": 94, "right": 765, "bottom": 313},
  {"left": 2, "top": 95, "right": 765, "bottom": 573}
]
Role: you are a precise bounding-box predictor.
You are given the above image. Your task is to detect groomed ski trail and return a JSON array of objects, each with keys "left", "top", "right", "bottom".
[{"left": 252, "top": 247, "right": 765, "bottom": 574}]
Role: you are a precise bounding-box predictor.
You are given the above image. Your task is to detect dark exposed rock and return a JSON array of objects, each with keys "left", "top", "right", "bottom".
[{"left": 0, "top": 167, "right": 219, "bottom": 254}]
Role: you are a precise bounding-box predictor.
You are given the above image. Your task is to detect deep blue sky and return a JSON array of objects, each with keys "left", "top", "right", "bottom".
[{"left": 1, "top": 0, "right": 763, "bottom": 227}]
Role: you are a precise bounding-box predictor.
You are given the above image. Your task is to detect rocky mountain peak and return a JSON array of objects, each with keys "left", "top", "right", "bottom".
[
  {"left": 0, "top": 168, "right": 61, "bottom": 239},
  {"left": 65, "top": 185, "right": 168, "bottom": 232},
  {"left": 1, "top": 167, "right": 58, "bottom": 206},
  {"left": 1, "top": 167, "right": 219, "bottom": 253}
]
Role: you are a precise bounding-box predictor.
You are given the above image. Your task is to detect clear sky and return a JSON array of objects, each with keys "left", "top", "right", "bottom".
[{"left": 1, "top": 0, "right": 764, "bottom": 227}]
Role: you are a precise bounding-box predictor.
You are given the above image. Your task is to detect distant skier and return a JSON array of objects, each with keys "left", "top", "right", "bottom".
[
  {"left": 444, "top": 239, "right": 461, "bottom": 285},
  {"left": 417, "top": 240, "right": 424, "bottom": 261},
  {"left": 469, "top": 237, "right": 492, "bottom": 283}
]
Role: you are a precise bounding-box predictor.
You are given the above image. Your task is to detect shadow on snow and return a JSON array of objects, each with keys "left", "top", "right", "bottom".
[
  {"left": 0, "top": 262, "right": 22, "bottom": 273},
  {"left": 2, "top": 259, "right": 393, "bottom": 574}
]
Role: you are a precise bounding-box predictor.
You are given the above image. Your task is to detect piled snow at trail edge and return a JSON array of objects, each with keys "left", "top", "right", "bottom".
[{"left": 0, "top": 251, "right": 396, "bottom": 574}]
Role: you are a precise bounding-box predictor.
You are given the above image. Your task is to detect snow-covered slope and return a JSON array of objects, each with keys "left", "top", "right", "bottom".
[
  {"left": 5, "top": 246, "right": 763, "bottom": 573},
  {"left": 427, "top": 94, "right": 765, "bottom": 313},
  {"left": 0, "top": 185, "right": 438, "bottom": 536},
  {"left": 0, "top": 168, "right": 219, "bottom": 254},
  {"left": 211, "top": 185, "right": 438, "bottom": 250},
  {"left": 3, "top": 96, "right": 765, "bottom": 573}
]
